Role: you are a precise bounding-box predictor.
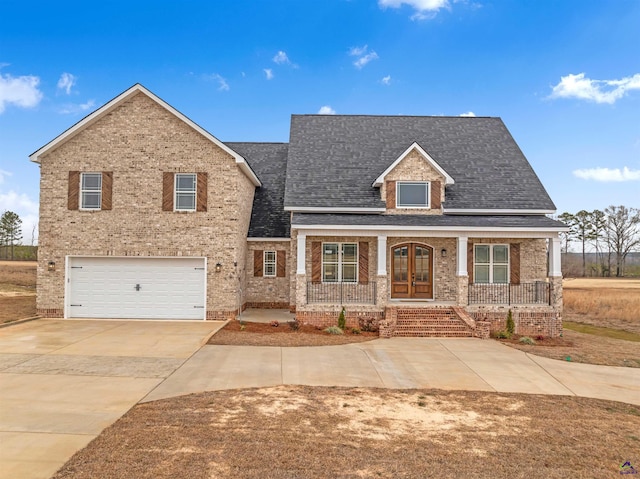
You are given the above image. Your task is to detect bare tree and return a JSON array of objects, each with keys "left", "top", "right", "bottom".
[
  {"left": 557, "top": 212, "right": 576, "bottom": 254},
  {"left": 604, "top": 205, "right": 640, "bottom": 277}
]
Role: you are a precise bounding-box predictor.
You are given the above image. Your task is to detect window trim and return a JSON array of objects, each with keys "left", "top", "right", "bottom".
[
  {"left": 321, "top": 242, "right": 358, "bottom": 283},
  {"left": 395, "top": 181, "right": 430, "bottom": 209},
  {"left": 174, "top": 173, "right": 197, "bottom": 212},
  {"left": 79, "top": 172, "right": 102, "bottom": 210},
  {"left": 263, "top": 250, "right": 276, "bottom": 277},
  {"left": 474, "top": 243, "right": 510, "bottom": 284}
]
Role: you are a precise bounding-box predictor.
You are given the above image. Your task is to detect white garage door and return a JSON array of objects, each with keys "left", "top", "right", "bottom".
[{"left": 67, "top": 257, "right": 206, "bottom": 320}]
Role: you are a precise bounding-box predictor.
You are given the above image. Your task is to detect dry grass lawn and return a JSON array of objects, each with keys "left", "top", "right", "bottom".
[
  {"left": 563, "top": 277, "right": 640, "bottom": 334},
  {"left": 52, "top": 386, "right": 640, "bottom": 479},
  {"left": 0, "top": 261, "right": 37, "bottom": 323}
]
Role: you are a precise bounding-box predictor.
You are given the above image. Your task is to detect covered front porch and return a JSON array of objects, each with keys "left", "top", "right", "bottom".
[{"left": 290, "top": 213, "right": 565, "bottom": 337}]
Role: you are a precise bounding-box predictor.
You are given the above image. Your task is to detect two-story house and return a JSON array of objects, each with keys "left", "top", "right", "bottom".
[{"left": 31, "top": 84, "right": 566, "bottom": 338}]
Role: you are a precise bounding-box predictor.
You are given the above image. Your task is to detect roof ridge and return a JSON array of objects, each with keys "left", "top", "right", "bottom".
[{"left": 291, "top": 114, "right": 499, "bottom": 119}]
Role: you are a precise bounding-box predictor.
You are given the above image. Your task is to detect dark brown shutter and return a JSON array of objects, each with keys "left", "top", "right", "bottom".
[
  {"left": 467, "top": 241, "right": 474, "bottom": 284},
  {"left": 68, "top": 171, "right": 80, "bottom": 210},
  {"left": 196, "top": 172, "right": 208, "bottom": 212},
  {"left": 510, "top": 243, "right": 521, "bottom": 285},
  {"left": 162, "top": 172, "right": 174, "bottom": 211},
  {"left": 430, "top": 180, "right": 441, "bottom": 209},
  {"left": 358, "top": 241, "right": 369, "bottom": 284},
  {"left": 386, "top": 181, "right": 396, "bottom": 209},
  {"left": 277, "top": 251, "right": 286, "bottom": 277},
  {"left": 311, "top": 241, "right": 321, "bottom": 283},
  {"left": 254, "top": 250, "right": 263, "bottom": 277},
  {"left": 101, "top": 171, "right": 113, "bottom": 210}
]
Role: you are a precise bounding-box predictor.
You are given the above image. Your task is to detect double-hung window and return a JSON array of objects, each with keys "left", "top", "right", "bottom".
[
  {"left": 474, "top": 244, "right": 509, "bottom": 284},
  {"left": 263, "top": 251, "right": 276, "bottom": 277},
  {"left": 322, "top": 243, "right": 358, "bottom": 282},
  {"left": 396, "top": 181, "right": 429, "bottom": 208},
  {"left": 175, "top": 173, "right": 197, "bottom": 211},
  {"left": 80, "top": 173, "right": 102, "bottom": 210}
]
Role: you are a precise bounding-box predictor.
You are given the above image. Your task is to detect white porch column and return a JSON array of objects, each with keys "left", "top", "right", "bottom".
[
  {"left": 377, "top": 235, "right": 387, "bottom": 275},
  {"left": 296, "top": 234, "right": 306, "bottom": 274},
  {"left": 548, "top": 236, "right": 562, "bottom": 277},
  {"left": 456, "top": 236, "right": 468, "bottom": 276}
]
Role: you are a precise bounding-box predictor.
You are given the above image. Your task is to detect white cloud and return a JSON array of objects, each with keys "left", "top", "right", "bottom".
[
  {"left": 349, "top": 45, "right": 379, "bottom": 69},
  {"left": 318, "top": 105, "right": 336, "bottom": 115},
  {"left": 378, "top": 0, "right": 449, "bottom": 20},
  {"left": 573, "top": 167, "right": 640, "bottom": 182},
  {"left": 57, "top": 72, "right": 76, "bottom": 95},
  {"left": 206, "top": 73, "right": 230, "bottom": 91},
  {"left": 263, "top": 68, "right": 274, "bottom": 80},
  {"left": 549, "top": 72, "right": 640, "bottom": 104},
  {"left": 0, "top": 189, "right": 40, "bottom": 244},
  {"left": 59, "top": 99, "right": 96, "bottom": 115},
  {"left": 273, "top": 51, "right": 290, "bottom": 65},
  {"left": 381, "top": 75, "right": 392, "bottom": 85},
  {"left": 459, "top": 111, "right": 476, "bottom": 117},
  {"left": 0, "top": 169, "right": 12, "bottom": 184},
  {"left": 0, "top": 72, "right": 43, "bottom": 113}
]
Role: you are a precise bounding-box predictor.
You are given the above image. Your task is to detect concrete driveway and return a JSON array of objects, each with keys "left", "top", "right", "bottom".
[
  {"left": 144, "top": 337, "right": 640, "bottom": 406},
  {"left": 2, "top": 320, "right": 640, "bottom": 479},
  {"left": 0, "top": 319, "right": 224, "bottom": 479}
]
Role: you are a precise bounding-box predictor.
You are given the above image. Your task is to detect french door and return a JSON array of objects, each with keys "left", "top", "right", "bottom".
[{"left": 391, "top": 243, "right": 433, "bottom": 299}]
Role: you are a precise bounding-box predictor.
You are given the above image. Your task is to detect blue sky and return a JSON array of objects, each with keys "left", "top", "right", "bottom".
[{"left": 1, "top": 0, "right": 639, "bottom": 243}]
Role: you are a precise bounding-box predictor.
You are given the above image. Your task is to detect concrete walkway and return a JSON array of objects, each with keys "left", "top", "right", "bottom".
[
  {"left": 0, "top": 319, "right": 225, "bottom": 479},
  {"left": 2, "top": 319, "right": 640, "bottom": 479},
  {"left": 144, "top": 337, "right": 640, "bottom": 406}
]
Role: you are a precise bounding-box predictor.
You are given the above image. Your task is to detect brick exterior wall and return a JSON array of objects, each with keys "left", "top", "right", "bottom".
[
  {"left": 36, "top": 92, "right": 255, "bottom": 318},
  {"left": 468, "top": 306, "right": 562, "bottom": 338},
  {"left": 380, "top": 149, "right": 445, "bottom": 215},
  {"left": 296, "top": 309, "right": 384, "bottom": 330},
  {"left": 245, "top": 241, "right": 291, "bottom": 306}
]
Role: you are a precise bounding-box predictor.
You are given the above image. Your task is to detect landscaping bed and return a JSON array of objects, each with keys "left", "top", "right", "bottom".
[
  {"left": 0, "top": 261, "right": 37, "bottom": 324},
  {"left": 207, "top": 319, "right": 378, "bottom": 347},
  {"left": 52, "top": 385, "right": 640, "bottom": 479}
]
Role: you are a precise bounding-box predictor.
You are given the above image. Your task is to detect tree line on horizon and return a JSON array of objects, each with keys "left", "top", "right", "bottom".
[{"left": 556, "top": 205, "right": 640, "bottom": 278}]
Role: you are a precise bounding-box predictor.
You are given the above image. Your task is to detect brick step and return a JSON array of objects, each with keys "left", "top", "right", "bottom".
[
  {"left": 394, "top": 327, "right": 471, "bottom": 333},
  {"left": 392, "top": 332, "right": 473, "bottom": 338},
  {"left": 396, "top": 319, "right": 465, "bottom": 326}
]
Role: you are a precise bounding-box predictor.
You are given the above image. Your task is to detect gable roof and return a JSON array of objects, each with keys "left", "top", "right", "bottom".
[
  {"left": 29, "top": 84, "right": 261, "bottom": 187},
  {"left": 284, "top": 115, "right": 555, "bottom": 213},
  {"left": 372, "top": 142, "right": 455, "bottom": 187},
  {"left": 226, "top": 142, "right": 290, "bottom": 238}
]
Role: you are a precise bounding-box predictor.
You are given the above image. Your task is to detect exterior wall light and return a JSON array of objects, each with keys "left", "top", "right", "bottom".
[
  {"left": 441, "top": 248, "right": 447, "bottom": 258},
  {"left": 47, "top": 261, "right": 56, "bottom": 272},
  {"left": 215, "top": 262, "right": 222, "bottom": 273}
]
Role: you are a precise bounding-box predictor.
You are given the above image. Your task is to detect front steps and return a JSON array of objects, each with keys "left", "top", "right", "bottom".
[{"left": 384, "top": 306, "right": 477, "bottom": 338}]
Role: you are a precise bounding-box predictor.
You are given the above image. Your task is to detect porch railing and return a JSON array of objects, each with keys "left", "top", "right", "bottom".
[
  {"left": 468, "top": 282, "right": 551, "bottom": 305},
  {"left": 307, "top": 282, "right": 377, "bottom": 305}
]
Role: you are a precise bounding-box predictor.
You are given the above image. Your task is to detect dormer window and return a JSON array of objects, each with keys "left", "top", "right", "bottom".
[{"left": 396, "top": 181, "right": 430, "bottom": 208}]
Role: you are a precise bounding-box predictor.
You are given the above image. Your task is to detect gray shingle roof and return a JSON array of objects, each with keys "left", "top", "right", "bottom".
[
  {"left": 291, "top": 213, "right": 567, "bottom": 229},
  {"left": 284, "top": 115, "right": 556, "bottom": 211},
  {"left": 225, "top": 142, "right": 290, "bottom": 238}
]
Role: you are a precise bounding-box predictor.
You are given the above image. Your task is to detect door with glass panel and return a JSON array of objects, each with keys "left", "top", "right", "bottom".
[{"left": 391, "top": 243, "right": 433, "bottom": 299}]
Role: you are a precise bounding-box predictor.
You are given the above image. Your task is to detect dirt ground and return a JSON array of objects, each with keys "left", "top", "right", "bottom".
[
  {"left": 208, "top": 319, "right": 378, "bottom": 346},
  {"left": 52, "top": 385, "right": 640, "bottom": 479},
  {"left": 0, "top": 261, "right": 37, "bottom": 323}
]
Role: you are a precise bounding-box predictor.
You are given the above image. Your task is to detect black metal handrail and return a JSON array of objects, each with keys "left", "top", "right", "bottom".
[
  {"left": 468, "top": 282, "right": 551, "bottom": 305},
  {"left": 307, "top": 282, "right": 377, "bottom": 305}
]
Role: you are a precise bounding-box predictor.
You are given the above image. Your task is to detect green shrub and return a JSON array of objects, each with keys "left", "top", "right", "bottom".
[
  {"left": 506, "top": 309, "right": 515, "bottom": 336},
  {"left": 519, "top": 336, "right": 536, "bottom": 345},
  {"left": 350, "top": 327, "right": 361, "bottom": 335},
  {"left": 338, "top": 307, "right": 346, "bottom": 330},
  {"left": 324, "top": 326, "right": 344, "bottom": 335},
  {"left": 494, "top": 330, "right": 511, "bottom": 339}
]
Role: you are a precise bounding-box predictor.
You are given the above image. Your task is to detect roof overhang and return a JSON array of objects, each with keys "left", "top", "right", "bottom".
[
  {"left": 372, "top": 142, "right": 455, "bottom": 187},
  {"left": 443, "top": 208, "right": 557, "bottom": 215},
  {"left": 29, "top": 83, "right": 261, "bottom": 187},
  {"left": 284, "top": 206, "right": 386, "bottom": 213}
]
